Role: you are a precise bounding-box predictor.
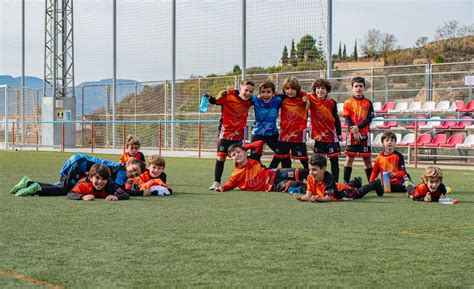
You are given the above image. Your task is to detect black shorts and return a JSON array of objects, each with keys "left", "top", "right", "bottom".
[
  {"left": 271, "top": 168, "right": 308, "bottom": 192},
  {"left": 280, "top": 142, "right": 308, "bottom": 160},
  {"left": 251, "top": 134, "right": 285, "bottom": 154},
  {"left": 313, "top": 141, "right": 341, "bottom": 158},
  {"left": 344, "top": 144, "right": 372, "bottom": 157},
  {"left": 217, "top": 139, "right": 242, "bottom": 157}
]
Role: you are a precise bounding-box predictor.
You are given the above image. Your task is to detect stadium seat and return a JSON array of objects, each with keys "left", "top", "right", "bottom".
[
  {"left": 457, "top": 99, "right": 474, "bottom": 112},
  {"left": 408, "top": 133, "right": 432, "bottom": 147},
  {"left": 449, "top": 100, "right": 464, "bottom": 112},
  {"left": 440, "top": 133, "right": 464, "bottom": 148},
  {"left": 420, "top": 101, "right": 436, "bottom": 112},
  {"left": 375, "top": 101, "right": 395, "bottom": 114},
  {"left": 456, "top": 135, "right": 474, "bottom": 148},
  {"left": 389, "top": 102, "right": 408, "bottom": 113},
  {"left": 435, "top": 100, "right": 450, "bottom": 111},
  {"left": 434, "top": 116, "right": 457, "bottom": 130},
  {"left": 372, "top": 102, "right": 382, "bottom": 112},
  {"left": 407, "top": 101, "right": 422, "bottom": 112},
  {"left": 337, "top": 103, "right": 344, "bottom": 115},
  {"left": 404, "top": 116, "right": 427, "bottom": 129},
  {"left": 424, "top": 133, "right": 447, "bottom": 147},
  {"left": 372, "top": 133, "right": 383, "bottom": 146},
  {"left": 419, "top": 117, "right": 441, "bottom": 129},
  {"left": 451, "top": 116, "right": 473, "bottom": 130},
  {"left": 377, "top": 117, "right": 399, "bottom": 129},
  {"left": 370, "top": 117, "right": 385, "bottom": 129},
  {"left": 398, "top": 133, "right": 415, "bottom": 146}
]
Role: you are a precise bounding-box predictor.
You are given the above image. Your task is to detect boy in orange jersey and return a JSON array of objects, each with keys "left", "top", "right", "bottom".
[
  {"left": 67, "top": 164, "right": 129, "bottom": 201},
  {"left": 271, "top": 76, "right": 309, "bottom": 169},
  {"left": 294, "top": 154, "right": 383, "bottom": 202},
  {"left": 214, "top": 141, "right": 308, "bottom": 193},
  {"left": 120, "top": 135, "right": 145, "bottom": 164},
  {"left": 125, "top": 154, "right": 171, "bottom": 196},
  {"left": 369, "top": 131, "right": 415, "bottom": 195},
  {"left": 412, "top": 166, "right": 447, "bottom": 202},
  {"left": 205, "top": 80, "right": 255, "bottom": 190},
  {"left": 343, "top": 76, "right": 375, "bottom": 183},
  {"left": 307, "top": 78, "right": 342, "bottom": 182}
]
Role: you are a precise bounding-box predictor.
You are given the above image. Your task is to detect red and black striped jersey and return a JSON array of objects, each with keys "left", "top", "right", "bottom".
[
  {"left": 214, "top": 90, "right": 253, "bottom": 140},
  {"left": 221, "top": 158, "right": 277, "bottom": 192},
  {"left": 280, "top": 92, "right": 308, "bottom": 143},
  {"left": 343, "top": 96, "right": 374, "bottom": 143},
  {"left": 370, "top": 151, "right": 408, "bottom": 184},
  {"left": 307, "top": 93, "right": 341, "bottom": 142}
]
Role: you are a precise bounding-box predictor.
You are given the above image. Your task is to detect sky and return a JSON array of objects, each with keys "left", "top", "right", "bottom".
[{"left": 0, "top": 0, "right": 472, "bottom": 84}]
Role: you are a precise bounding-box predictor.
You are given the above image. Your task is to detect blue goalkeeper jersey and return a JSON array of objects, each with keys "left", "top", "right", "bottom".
[{"left": 251, "top": 95, "right": 282, "bottom": 136}]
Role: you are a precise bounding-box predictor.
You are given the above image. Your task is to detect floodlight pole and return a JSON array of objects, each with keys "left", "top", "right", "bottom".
[
  {"left": 171, "top": 0, "right": 176, "bottom": 150},
  {"left": 326, "top": 0, "right": 332, "bottom": 78},
  {"left": 241, "top": 0, "right": 246, "bottom": 80},
  {"left": 21, "top": 0, "right": 25, "bottom": 145},
  {"left": 112, "top": 0, "right": 117, "bottom": 148}
]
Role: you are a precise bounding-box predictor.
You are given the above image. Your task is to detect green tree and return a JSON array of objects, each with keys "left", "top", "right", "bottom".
[
  {"left": 289, "top": 39, "right": 298, "bottom": 66},
  {"left": 296, "top": 34, "right": 322, "bottom": 62},
  {"left": 281, "top": 46, "right": 289, "bottom": 65},
  {"left": 353, "top": 40, "right": 358, "bottom": 61},
  {"left": 343, "top": 44, "right": 347, "bottom": 60},
  {"left": 337, "top": 42, "right": 342, "bottom": 60},
  {"left": 232, "top": 65, "right": 242, "bottom": 75}
]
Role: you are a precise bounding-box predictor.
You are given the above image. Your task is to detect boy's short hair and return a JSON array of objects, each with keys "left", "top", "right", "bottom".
[
  {"left": 351, "top": 76, "right": 366, "bottom": 87},
  {"left": 126, "top": 135, "right": 141, "bottom": 147},
  {"left": 227, "top": 143, "right": 243, "bottom": 154},
  {"left": 148, "top": 154, "right": 166, "bottom": 168},
  {"left": 241, "top": 80, "right": 255, "bottom": 87},
  {"left": 89, "top": 164, "right": 111, "bottom": 179},
  {"left": 312, "top": 78, "right": 332, "bottom": 93},
  {"left": 129, "top": 159, "right": 146, "bottom": 174},
  {"left": 259, "top": 80, "right": 276, "bottom": 93},
  {"left": 423, "top": 166, "right": 443, "bottom": 182},
  {"left": 282, "top": 76, "right": 301, "bottom": 94},
  {"left": 308, "top": 154, "right": 327, "bottom": 169},
  {"left": 381, "top": 131, "right": 397, "bottom": 143}
]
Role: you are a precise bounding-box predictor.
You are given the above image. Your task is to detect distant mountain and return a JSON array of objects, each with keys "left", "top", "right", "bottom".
[{"left": 0, "top": 75, "right": 142, "bottom": 115}]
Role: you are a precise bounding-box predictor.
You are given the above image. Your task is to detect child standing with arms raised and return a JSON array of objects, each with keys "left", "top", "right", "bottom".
[
  {"left": 206, "top": 80, "right": 255, "bottom": 190},
  {"left": 342, "top": 77, "right": 375, "bottom": 183}
]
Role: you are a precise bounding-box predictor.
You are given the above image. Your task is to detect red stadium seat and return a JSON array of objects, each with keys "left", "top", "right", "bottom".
[
  {"left": 457, "top": 99, "right": 474, "bottom": 112},
  {"left": 424, "top": 134, "right": 447, "bottom": 147},
  {"left": 377, "top": 117, "right": 398, "bottom": 129},
  {"left": 408, "top": 133, "right": 432, "bottom": 147},
  {"left": 434, "top": 116, "right": 456, "bottom": 130},
  {"left": 451, "top": 116, "right": 473, "bottom": 130},
  {"left": 440, "top": 133, "right": 464, "bottom": 148},
  {"left": 450, "top": 100, "right": 464, "bottom": 111},
  {"left": 404, "top": 117, "right": 427, "bottom": 129},
  {"left": 375, "top": 101, "right": 395, "bottom": 114}
]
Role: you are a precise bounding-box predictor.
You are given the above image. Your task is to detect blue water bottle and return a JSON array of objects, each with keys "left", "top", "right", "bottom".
[{"left": 199, "top": 94, "right": 209, "bottom": 113}]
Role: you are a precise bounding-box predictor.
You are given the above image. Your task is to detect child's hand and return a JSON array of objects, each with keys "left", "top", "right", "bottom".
[
  {"left": 214, "top": 185, "right": 224, "bottom": 192},
  {"left": 350, "top": 126, "right": 360, "bottom": 134},
  {"left": 82, "top": 194, "right": 95, "bottom": 201},
  {"left": 216, "top": 90, "right": 228, "bottom": 100},
  {"left": 106, "top": 195, "right": 118, "bottom": 201},
  {"left": 143, "top": 188, "right": 152, "bottom": 196},
  {"left": 294, "top": 194, "right": 302, "bottom": 200},
  {"left": 424, "top": 193, "right": 432, "bottom": 202}
]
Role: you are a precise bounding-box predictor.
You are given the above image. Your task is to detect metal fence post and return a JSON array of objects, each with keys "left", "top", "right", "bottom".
[
  {"left": 241, "top": 0, "right": 246, "bottom": 80},
  {"left": 4, "top": 85, "right": 8, "bottom": 150}
]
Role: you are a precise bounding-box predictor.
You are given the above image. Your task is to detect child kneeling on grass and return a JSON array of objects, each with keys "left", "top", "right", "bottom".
[
  {"left": 214, "top": 140, "right": 308, "bottom": 193},
  {"left": 67, "top": 164, "right": 129, "bottom": 201},
  {"left": 295, "top": 154, "right": 383, "bottom": 202},
  {"left": 369, "top": 131, "right": 415, "bottom": 196},
  {"left": 125, "top": 154, "right": 171, "bottom": 196},
  {"left": 412, "top": 166, "right": 447, "bottom": 202}
]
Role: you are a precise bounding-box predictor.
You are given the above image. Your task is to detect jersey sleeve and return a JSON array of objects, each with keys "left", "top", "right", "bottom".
[{"left": 370, "top": 159, "right": 381, "bottom": 183}]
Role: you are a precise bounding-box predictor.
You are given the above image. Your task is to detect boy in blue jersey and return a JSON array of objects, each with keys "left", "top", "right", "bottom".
[
  {"left": 249, "top": 80, "right": 285, "bottom": 168},
  {"left": 11, "top": 154, "right": 145, "bottom": 197}
]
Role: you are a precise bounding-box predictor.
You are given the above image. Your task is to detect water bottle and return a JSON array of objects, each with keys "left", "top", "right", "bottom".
[
  {"left": 382, "top": 171, "right": 391, "bottom": 193},
  {"left": 199, "top": 94, "right": 209, "bottom": 113},
  {"left": 438, "top": 196, "right": 454, "bottom": 205}
]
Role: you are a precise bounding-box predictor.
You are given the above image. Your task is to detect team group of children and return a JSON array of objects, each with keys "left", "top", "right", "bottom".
[{"left": 10, "top": 77, "right": 448, "bottom": 203}]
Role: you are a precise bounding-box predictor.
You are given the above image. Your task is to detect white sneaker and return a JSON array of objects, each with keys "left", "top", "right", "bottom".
[{"left": 209, "top": 181, "right": 220, "bottom": 190}]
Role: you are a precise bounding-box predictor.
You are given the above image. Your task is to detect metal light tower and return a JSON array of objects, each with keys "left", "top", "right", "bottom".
[{"left": 43, "top": 0, "right": 76, "bottom": 147}]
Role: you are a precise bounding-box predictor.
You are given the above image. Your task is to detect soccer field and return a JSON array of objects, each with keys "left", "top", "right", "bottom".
[{"left": 0, "top": 151, "right": 473, "bottom": 288}]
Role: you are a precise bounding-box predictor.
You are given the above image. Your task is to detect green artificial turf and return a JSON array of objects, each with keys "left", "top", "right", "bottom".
[{"left": 0, "top": 151, "right": 472, "bottom": 288}]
